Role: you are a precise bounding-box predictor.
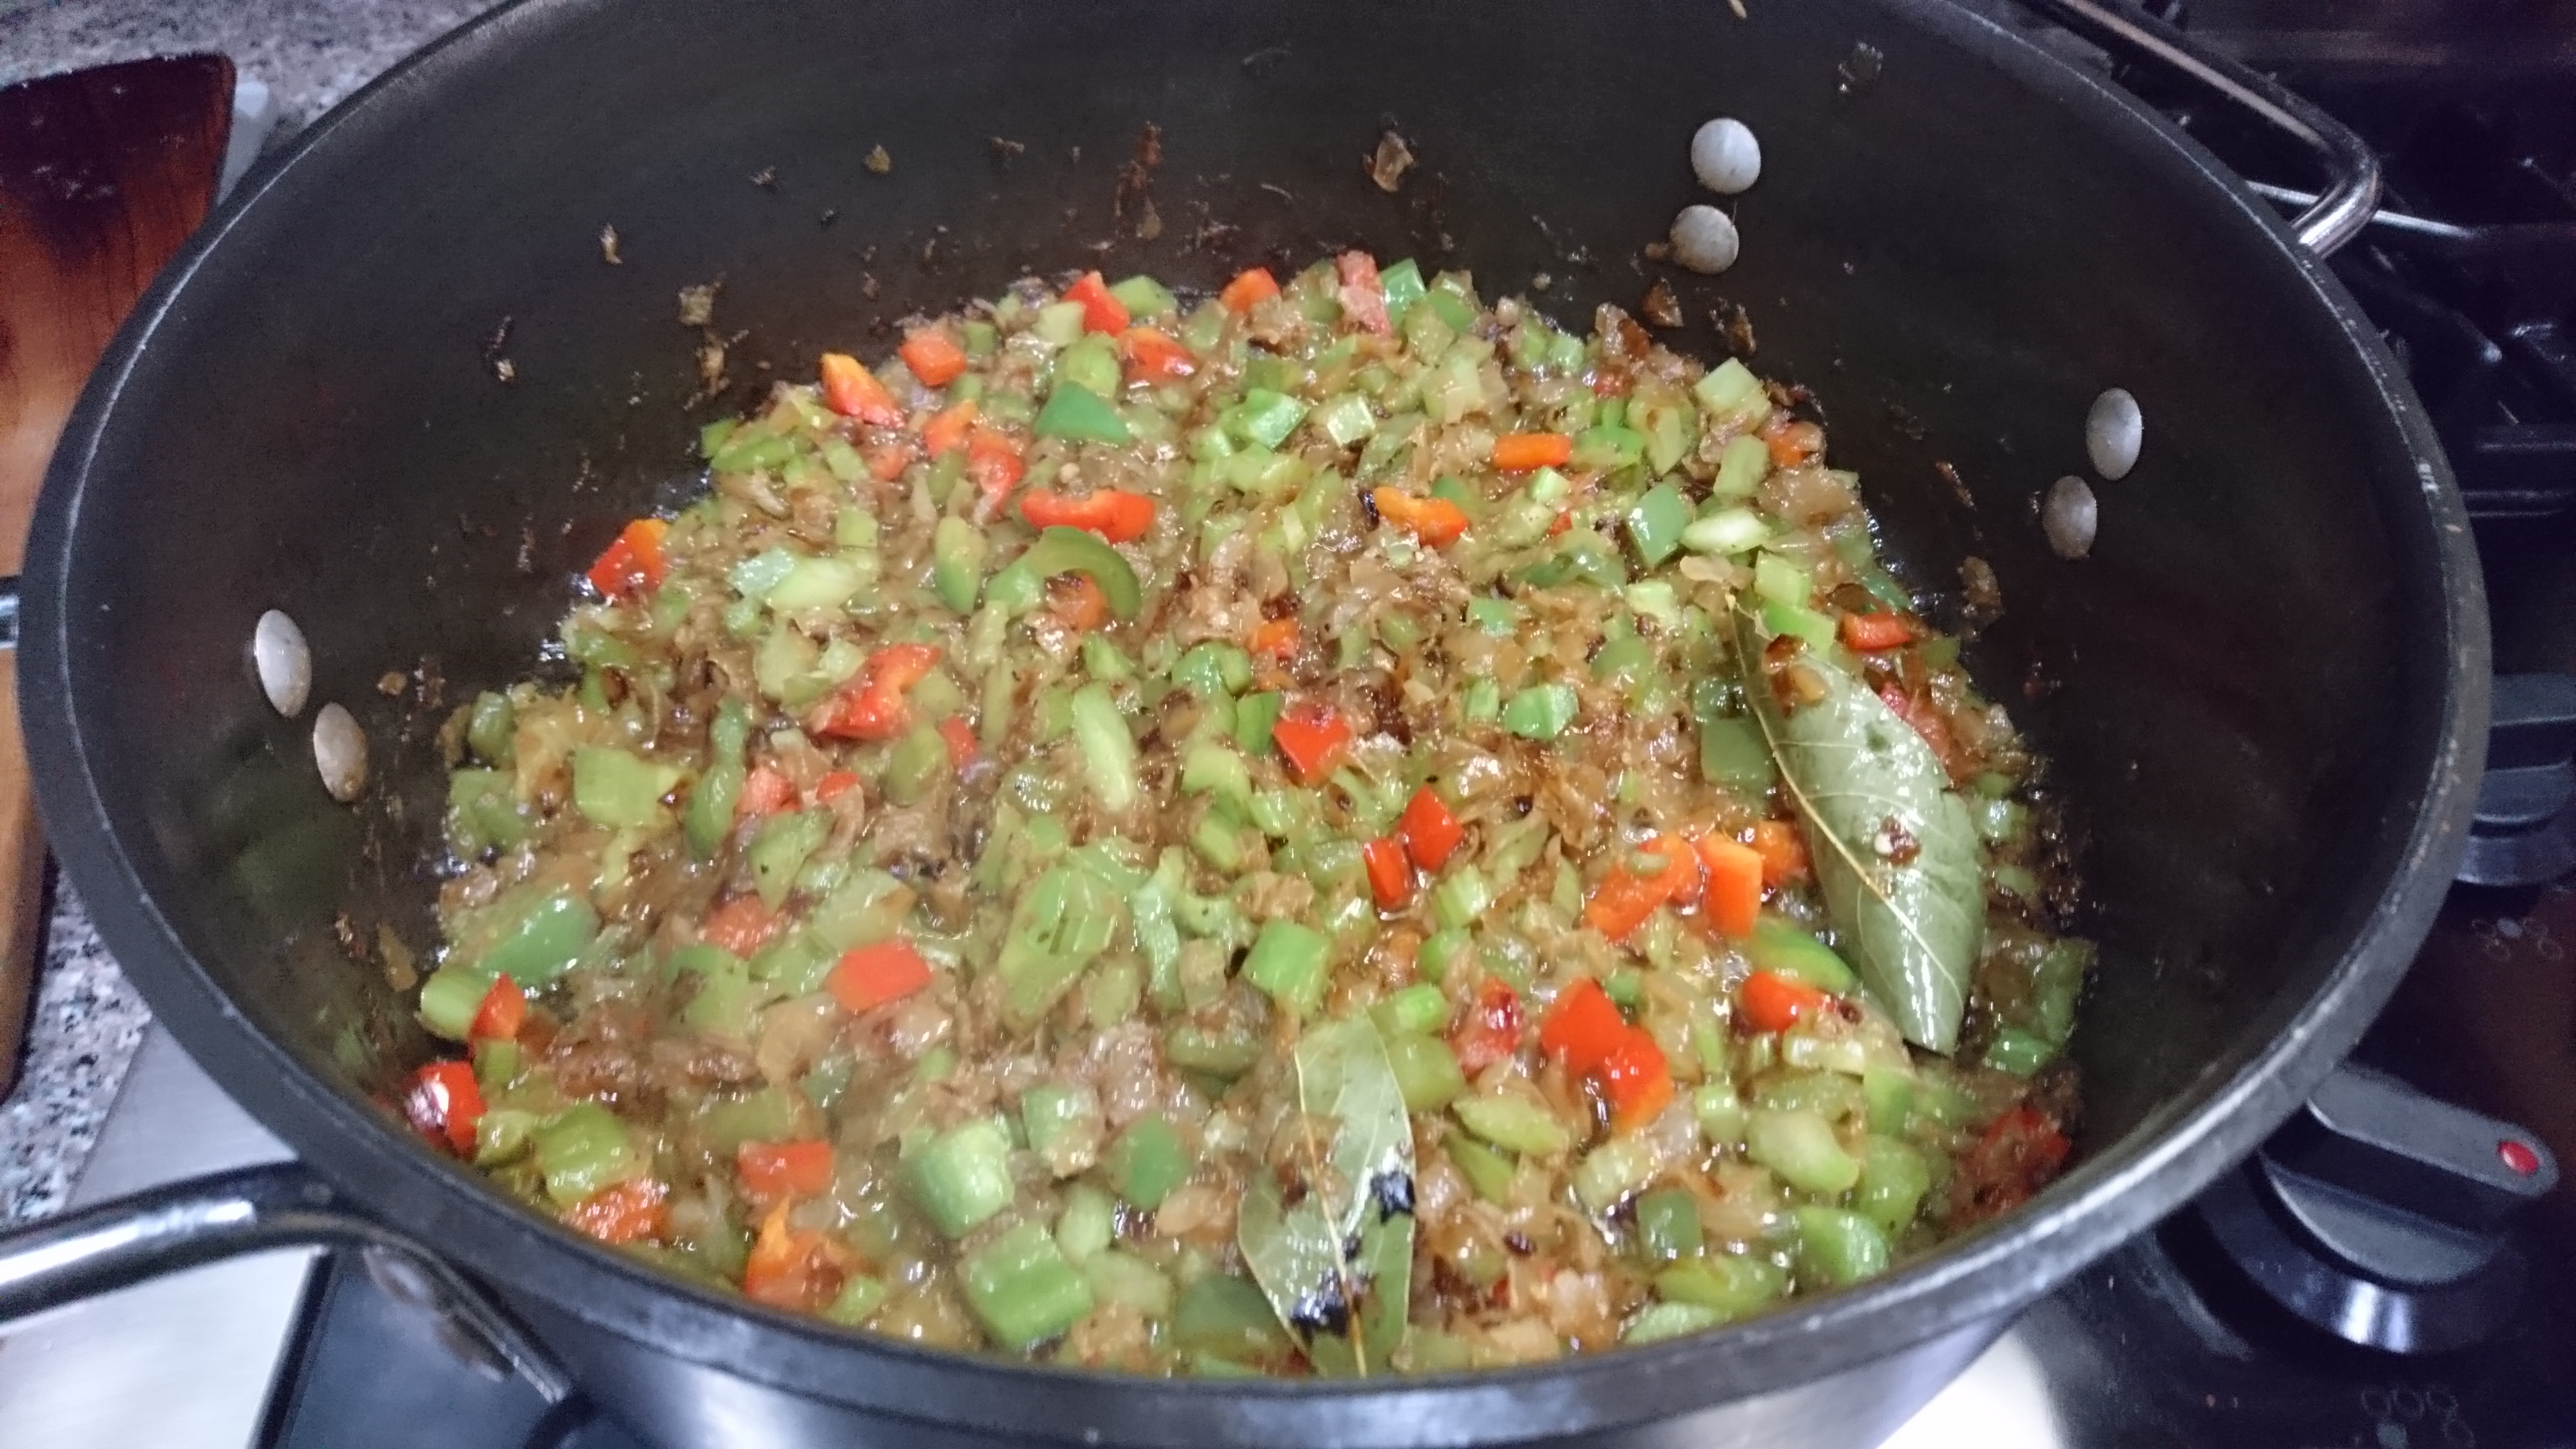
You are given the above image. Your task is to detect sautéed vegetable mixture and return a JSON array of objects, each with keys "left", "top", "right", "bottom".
[{"left": 405, "top": 254, "right": 2090, "bottom": 1373}]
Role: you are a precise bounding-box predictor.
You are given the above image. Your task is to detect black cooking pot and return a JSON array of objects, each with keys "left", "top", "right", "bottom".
[{"left": 0, "top": 0, "right": 2486, "bottom": 1444}]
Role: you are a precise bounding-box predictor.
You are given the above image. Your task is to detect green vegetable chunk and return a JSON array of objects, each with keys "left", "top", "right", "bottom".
[
  {"left": 961, "top": 1221, "right": 1096, "bottom": 1350},
  {"left": 1034, "top": 383, "right": 1132, "bottom": 444},
  {"left": 1106, "top": 1115, "right": 1190, "bottom": 1209},
  {"left": 570, "top": 747, "right": 681, "bottom": 830},
  {"left": 906, "top": 1118, "right": 1018, "bottom": 1237},
  {"left": 1240, "top": 920, "right": 1331, "bottom": 1020}
]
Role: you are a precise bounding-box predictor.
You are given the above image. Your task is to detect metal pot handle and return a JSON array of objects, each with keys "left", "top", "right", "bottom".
[
  {"left": 2011, "top": 0, "right": 2381, "bottom": 256},
  {"left": 0, "top": 1161, "right": 572, "bottom": 1404}
]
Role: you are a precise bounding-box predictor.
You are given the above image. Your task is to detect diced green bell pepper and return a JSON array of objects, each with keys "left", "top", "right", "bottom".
[
  {"left": 1747, "top": 918, "right": 1858, "bottom": 992},
  {"left": 906, "top": 1117, "right": 1018, "bottom": 1237},
  {"left": 1792, "top": 1205, "right": 1892, "bottom": 1286},
  {"left": 746, "top": 809, "right": 830, "bottom": 910},
  {"left": 1034, "top": 383, "right": 1132, "bottom": 445},
  {"left": 570, "top": 747, "right": 681, "bottom": 830},
  {"left": 1635, "top": 1187, "right": 1705, "bottom": 1262},
  {"left": 1240, "top": 919, "right": 1330, "bottom": 1020},
  {"left": 1106, "top": 1115, "right": 1189, "bottom": 1210},
  {"left": 1747, "top": 1106, "right": 1860, "bottom": 1195},
  {"left": 961, "top": 1220, "right": 1095, "bottom": 1350},
  {"left": 1502, "top": 682, "right": 1578, "bottom": 741},
  {"left": 532, "top": 1102, "right": 644, "bottom": 1208}
]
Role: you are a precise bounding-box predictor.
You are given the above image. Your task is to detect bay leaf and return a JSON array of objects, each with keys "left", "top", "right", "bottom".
[
  {"left": 1236, "top": 1014, "right": 1416, "bottom": 1375},
  {"left": 1736, "top": 612, "right": 1982, "bottom": 1052}
]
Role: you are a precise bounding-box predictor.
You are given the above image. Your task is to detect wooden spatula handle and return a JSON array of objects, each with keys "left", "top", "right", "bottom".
[{"left": 0, "top": 56, "right": 233, "bottom": 1094}]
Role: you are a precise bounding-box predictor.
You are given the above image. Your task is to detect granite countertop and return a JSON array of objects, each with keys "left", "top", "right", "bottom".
[{"left": 0, "top": 0, "right": 506, "bottom": 1227}]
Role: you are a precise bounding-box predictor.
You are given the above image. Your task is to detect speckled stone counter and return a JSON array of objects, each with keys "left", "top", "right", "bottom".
[{"left": 0, "top": 0, "right": 506, "bottom": 1226}]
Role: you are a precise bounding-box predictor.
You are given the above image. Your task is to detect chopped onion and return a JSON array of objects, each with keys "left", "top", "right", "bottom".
[
  {"left": 313, "top": 703, "right": 368, "bottom": 802},
  {"left": 1670, "top": 205, "right": 1739, "bottom": 275},
  {"left": 2085, "top": 387, "right": 2142, "bottom": 480},
  {"left": 252, "top": 610, "right": 311, "bottom": 717},
  {"left": 1689, "top": 118, "right": 1762, "bottom": 195},
  {"left": 2043, "top": 476, "right": 2098, "bottom": 559}
]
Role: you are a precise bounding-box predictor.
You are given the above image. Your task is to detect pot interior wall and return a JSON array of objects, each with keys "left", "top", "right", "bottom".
[{"left": 50, "top": 0, "right": 2449, "bottom": 1222}]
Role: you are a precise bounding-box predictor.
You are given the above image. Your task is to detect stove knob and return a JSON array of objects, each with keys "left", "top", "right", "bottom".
[
  {"left": 2457, "top": 673, "right": 2576, "bottom": 888},
  {"left": 2194, "top": 1065, "right": 2557, "bottom": 1353}
]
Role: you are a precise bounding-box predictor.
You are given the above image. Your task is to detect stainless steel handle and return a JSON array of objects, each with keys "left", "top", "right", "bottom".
[
  {"left": 0, "top": 1163, "right": 572, "bottom": 1404},
  {"left": 2012, "top": 0, "right": 2383, "bottom": 256}
]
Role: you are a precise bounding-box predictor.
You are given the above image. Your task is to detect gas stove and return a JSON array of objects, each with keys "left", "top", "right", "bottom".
[{"left": 5, "top": 5, "right": 2574, "bottom": 1446}]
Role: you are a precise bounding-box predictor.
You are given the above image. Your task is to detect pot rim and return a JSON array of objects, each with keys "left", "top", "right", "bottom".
[{"left": 20, "top": 0, "right": 2489, "bottom": 1441}]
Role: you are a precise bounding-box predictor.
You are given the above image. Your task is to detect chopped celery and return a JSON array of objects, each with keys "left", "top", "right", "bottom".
[
  {"left": 1431, "top": 867, "right": 1492, "bottom": 932},
  {"left": 1083, "top": 1250, "right": 1175, "bottom": 1319},
  {"left": 1032, "top": 299, "right": 1087, "bottom": 347},
  {"left": 1502, "top": 682, "right": 1578, "bottom": 741},
  {"left": 807, "top": 868, "right": 912, "bottom": 952},
  {"left": 1069, "top": 682, "right": 1140, "bottom": 812},
  {"left": 1106, "top": 1115, "right": 1189, "bottom": 1209},
  {"left": 824, "top": 1275, "right": 889, "bottom": 1326},
  {"left": 729, "top": 547, "right": 800, "bottom": 601},
  {"left": 1417, "top": 928, "right": 1471, "bottom": 984},
  {"left": 1224, "top": 388, "right": 1311, "bottom": 450},
  {"left": 446, "top": 769, "right": 531, "bottom": 856},
  {"left": 1057, "top": 333, "right": 1122, "bottom": 398},
  {"left": 1165, "top": 1020, "right": 1263, "bottom": 1077},
  {"left": 1311, "top": 392, "right": 1377, "bottom": 447},
  {"left": 1654, "top": 1253, "right": 1787, "bottom": 1320},
  {"left": 532, "top": 1102, "right": 643, "bottom": 1208},
  {"left": 1466, "top": 596, "right": 1519, "bottom": 635},
  {"left": 570, "top": 747, "right": 680, "bottom": 830},
  {"left": 417, "top": 967, "right": 491, "bottom": 1041},
  {"left": 1693, "top": 358, "right": 1772, "bottom": 427},
  {"left": 1747, "top": 919, "right": 1858, "bottom": 992},
  {"left": 1693, "top": 1081, "right": 1748, "bottom": 1146},
  {"left": 1984, "top": 1026, "right": 2059, "bottom": 1076},
  {"left": 1855, "top": 1135, "right": 1933, "bottom": 1236},
  {"left": 1463, "top": 678, "right": 1501, "bottom": 724},
  {"left": 1378, "top": 258, "right": 1426, "bottom": 319},
  {"left": 1746, "top": 1107, "right": 1860, "bottom": 1195},
  {"left": 465, "top": 692, "right": 516, "bottom": 765},
  {"left": 1446, "top": 1135, "right": 1517, "bottom": 1203},
  {"left": 1372, "top": 983, "right": 1452, "bottom": 1037},
  {"left": 1240, "top": 919, "right": 1330, "bottom": 1020},
  {"left": 1383, "top": 1031, "right": 1467, "bottom": 1112},
  {"left": 961, "top": 1220, "right": 1095, "bottom": 1350},
  {"left": 1753, "top": 552, "right": 1813, "bottom": 607},
  {"left": 1635, "top": 1187, "right": 1705, "bottom": 1261},
  {"left": 996, "top": 865, "right": 1123, "bottom": 1029},
  {"left": 1234, "top": 691, "right": 1285, "bottom": 754},
  {"left": 1699, "top": 715, "right": 1776, "bottom": 794},
  {"left": 1108, "top": 274, "right": 1177, "bottom": 316},
  {"left": 1173, "top": 641, "right": 1253, "bottom": 698},
  {"left": 932, "top": 517, "right": 989, "bottom": 613},
  {"left": 767, "top": 555, "right": 867, "bottom": 612},
  {"left": 1683, "top": 507, "right": 1770, "bottom": 556},
  {"left": 1055, "top": 1182, "right": 1117, "bottom": 1263},
  {"left": 1573, "top": 423, "right": 1644, "bottom": 472},
  {"left": 906, "top": 1117, "right": 1018, "bottom": 1237},
  {"left": 1453, "top": 1090, "right": 1574, "bottom": 1157},
  {"left": 883, "top": 724, "right": 949, "bottom": 807},
  {"left": 1792, "top": 1206, "right": 1891, "bottom": 1285},
  {"left": 1624, "top": 1301, "right": 1723, "bottom": 1344},
  {"left": 1034, "top": 383, "right": 1132, "bottom": 444},
  {"left": 1862, "top": 1068, "right": 1916, "bottom": 1135},
  {"left": 1763, "top": 598, "right": 1838, "bottom": 654},
  {"left": 1573, "top": 1134, "right": 1662, "bottom": 1212},
  {"left": 746, "top": 809, "right": 830, "bottom": 909}
]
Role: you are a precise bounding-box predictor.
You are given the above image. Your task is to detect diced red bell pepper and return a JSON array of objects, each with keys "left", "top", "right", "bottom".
[
  {"left": 1399, "top": 786, "right": 1465, "bottom": 871},
  {"left": 586, "top": 518, "right": 669, "bottom": 600},
  {"left": 818, "top": 352, "right": 902, "bottom": 426},
  {"left": 700, "top": 894, "right": 782, "bottom": 957},
  {"left": 898, "top": 328, "right": 969, "bottom": 388},
  {"left": 1120, "top": 326, "right": 1196, "bottom": 383},
  {"left": 1248, "top": 616, "right": 1299, "bottom": 660},
  {"left": 403, "top": 1060, "right": 485, "bottom": 1156},
  {"left": 737, "top": 765, "right": 798, "bottom": 820},
  {"left": 1018, "top": 488, "right": 1155, "bottom": 543},
  {"left": 1952, "top": 1106, "right": 2074, "bottom": 1227},
  {"left": 922, "top": 399, "right": 977, "bottom": 458},
  {"left": 937, "top": 716, "right": 979, "bottom": 769},
  {"left": 816, "top": 644, "right": 943, "bottom": 742},
  {"left": 965, "top": 428, "right": 1026, "bottom": 502},
  {"left": 1492, "top": 433, "right": 1573, "bottom": 471},
  {"left": 1371, "top": 488, "right": 1469, "bottom": 547},
  {"left": 737, "top": 1140, "right": 837, "bottom": 1203},
  {"left": 1839, "top": 610, "right": 1916, "bottom": 652},
  {"left": 1335, "top": 251, "right": 1389, "bottom": 335},
  {"left": 742, "top": 1202, "right": 849, "bottom": 1313},
  {"left": 1538, "top": 977, "right": 1627, "bottom": 1078},
  {"left": 1693, "top": 835, "right": 1764, "bottom": 940},
  {"left": 865, "top": 441, "right": 916, "bottom": 482},
  {"left": 1271, "top": 699, "right": 1353, "bottom": 784},
  {"left": 827, "top": 939, "right": 933, "bottom": 1014},
  {"left": 564, "top": 1178, "right": 668, "bottom": 1245},
  {"left": 469, "top": 975, "right": 526, "bottom": 1043},
  {"left": 1762, "top": 415, "right": 1825, "bottom": 468},
  {"left": 1582, "top": 837, "right": 1697, "bottom": 943},
  {"left": 812, "top": 770, "right": 862, "bottom": 806},
  {"left": 1362, "top": 837, "right": 1414, "bottom": 910},
  {"left": 1751, "top": 819, "right": 1809, "bottom": 887},
  {"left": 1051, "top": 574, "right": 1110, "bottom": 631},
  {"left": 1739, "top": 970, "right": 1830, "bottom": 1032},
  {"left": 1219, "top": 267, "right": 1281, "bottom": 315},
  {"left": 1450, "top": 980, "right": 1523, "bottom": 1075},
  {"left": 1599, "top": 1028, "right": 1675, "bottom": 1132},
  {"left": 1063, "top": 271, "right": 1130, "bottom": 335}
]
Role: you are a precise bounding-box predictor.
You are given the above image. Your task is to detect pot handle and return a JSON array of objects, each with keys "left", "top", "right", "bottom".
[
  {"left": 2012, "top": 0, "right": 2381, "bottom": 256},
  {"left": 0, "top": 1161, "right": 572, "bottom": 1404}
]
